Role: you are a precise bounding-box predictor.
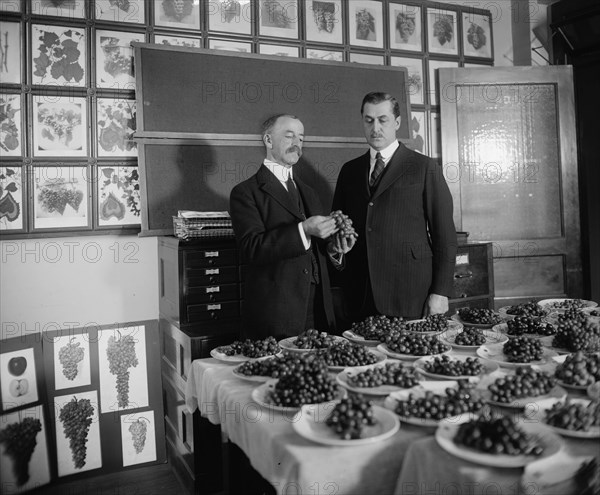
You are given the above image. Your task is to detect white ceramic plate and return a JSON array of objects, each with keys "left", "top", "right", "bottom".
[
  {"left": 413, "top": 355, "right": 499, "bottom": 381},
  {"left": 210, "top": 348, "right": 280, "bottom": 364},
  {"left": 404, "top": 319, "right": 463, "bottom": 336},
  {"left": 440, "top": 327, "right": 508, "bottom": 350},
  {"left": 342, "top": 330, "right": 380, "bottom": 346},
  {"left": 537, "top": 298, "right": 598, "bottom": 313},
  {"left": 532, "top": 397, "right": 600, "bottom": 439},
  {"left": 476, "top": 343, "right": 558, "bottom": 368},
  {"left": 451, "top": 313, "right": 502, "bottom": 329},
  {"left": 278, "top": 335, "right": 347, "bottom": 354},
  {"left": 555, "top": 379, "right": 594, "bottom": 392},
  {"left": 325, "top": 349, "right": 387, "bottom": 372},
  {"left": 435, "top": 420, "right": 563, "bottom": 468},
  {"left": 494, "top": 322, "right": 549, "bottom": 340},
  {"left": 335, "top": 363, "right": 420, "bottom": 396},
  {"left": 479, "top": 385, "right": 567, "bottom": 410},
  {"left": 251, "top": 379, "right": 344, "bottom": 413},
  {"left": 376, "top": 343, "right": 451, "bottom": 362},
  {"left": 292, "top": 404, "right": 399, "bottom": 446}
]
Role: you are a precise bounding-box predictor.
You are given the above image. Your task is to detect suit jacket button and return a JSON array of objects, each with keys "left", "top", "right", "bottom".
[
  {"left": 368, "top": 202, "right": 374, "bottom": 206},
  {"left": 303, "top": 268, "right": 309, "bottom": 274},
  {"left": 367, "top": 228, "right": 372, "bottom": 232}
]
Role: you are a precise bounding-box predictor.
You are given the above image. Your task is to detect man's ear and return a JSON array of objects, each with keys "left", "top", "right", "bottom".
[
  {"left": 263, "top": 134, "right": 272, "bottom": 149},
  {"left": 395, "top": 116, "right": 401, "bottom": 131}
]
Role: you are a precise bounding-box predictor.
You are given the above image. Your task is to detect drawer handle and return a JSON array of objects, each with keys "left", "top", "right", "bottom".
[
  {"left": 205, "top": 268, "right": 220, "bottom": 275},
  {"left": 207, "top": 304, "right": 221, "bottom": 311},
  {"left": 454, "top": 271, "right": 473, "bottom": 279},
  {"left": 205, "top": 286, "right": 220, "bottom": 294},
  {"left": 460, "top": 293, "right": 468, "bottom": 298},
  {"left": 204, "top": 251, "right": 220, "bottom": 257}
]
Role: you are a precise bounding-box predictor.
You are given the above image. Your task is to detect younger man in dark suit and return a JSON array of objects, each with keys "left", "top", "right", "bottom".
[
  {"left": 331, "top": 92, "right": 457, "bottom": 324},
  {"left": 229, "top": 114, "right": 341, "bottom": 339}
]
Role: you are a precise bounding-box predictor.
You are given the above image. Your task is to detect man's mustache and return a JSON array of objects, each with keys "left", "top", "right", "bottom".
[{"left": 287, "top": 146, "right": 302, "bottom": 156}]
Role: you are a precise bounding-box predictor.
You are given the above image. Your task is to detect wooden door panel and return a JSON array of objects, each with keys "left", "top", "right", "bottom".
[{"left": 440, "top": 67, "right": 581, "bottom": 305}]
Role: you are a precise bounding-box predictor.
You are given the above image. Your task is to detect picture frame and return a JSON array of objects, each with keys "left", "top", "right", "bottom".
[
  {"left": 120, "top": 410, "right": 158, "bottom": 466},
  {"left": 50, "top": 333, "right": 92, "bottom": 391},
  {"left": 348, "top": 0, "right": 383, "bottom": 49},
  {"left": 429, "top": 110, "right": 440, "bottom": 158},
  {"left": 154, "top": 34, "right": 202, "bottom": 48},
  {"left": 95, "top": 0, "right": 145, "bottom": 24},
  {"left": 208, "top": 38, "right": 252, "bottom": 52},
  {"left": 408, "top": 110, "right": 427, "bottom": 155},
  {"left": 0, "top": 1, "right": 22, "bottom": 13},
  {"left": 154, "top": 0, "right": 200, "bottom": 30},
  {"left": 97, "top": 98, "right": 137, "bottom": 157},
  {"left": 207, "top": 0, "right": 253, "bottom": 35},
  {"left": 462, "top": 12, "right": 492, "bottom": 59},
  {"left": 427, "top": 59, "right": 459, "bottom": 106},
  {"left": 391, "top": 56, "right": 424, "bottom": 105},
  {"left": 426, "top": 7, "right": 458, "bottom": 56},
  {"left": 31, "top": 24, "right": 86, "bottom": 87},
  {"left": 0, "top": 405, "right": 51, "bottom": 491},
  {"left": 32, "top": 165, "right": 90, "bottom": 229},
  {"left": 259, "top": 43, "right": 299, "bottom": 57},
  {"left": 54, "top": 390, "right": 103, "bottom": 476},
  {"left": 304, "top": 0, "right": 343, "bottom": 45},
  {"left": 97, "top": 165, "right": 141, "bottom": 227},
  {"left": 0, "top": 342, "right": 41, "bottom": 412},
  {"left": 0, "top": 21, "right": 21, "bottom": 84},
  {"left": 0, "top": 165, "right": 24, "bottom": 231},
  {"left": 30, "top": 0, "right": 85, "bottom": 19},
  {"left": 32, "top": 95, "right": 88, "bottom": 157},
  {"left": 259, "top": 0, "right": 298, "bottom": 39},
  {"left": 306, "top": 47, "right": 343, "bottom": 61},
  {"left": 95, "top": 30, "right": 144, "bottom": 90},
  {"left": 0, "top": 93, "right": 22, "bottom": 157},
  {"left": 349, "top": 52, "right": 384, "bottom": 65},
  {"left": 389, "top": 2, "right": 422, "bottom": 52}
]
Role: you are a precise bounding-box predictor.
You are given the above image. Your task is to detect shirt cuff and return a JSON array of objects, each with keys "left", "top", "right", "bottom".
[
  {"left": 329, "top": 251, "right": 343, "bottom": 266},
  {"left": 298, "top": 222, "right": 311, "bottom": 250}
]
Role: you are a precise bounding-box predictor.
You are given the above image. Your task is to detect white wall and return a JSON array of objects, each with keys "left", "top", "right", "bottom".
[{"left": 0, "top": 236, "right": 158, "bottom": 339}]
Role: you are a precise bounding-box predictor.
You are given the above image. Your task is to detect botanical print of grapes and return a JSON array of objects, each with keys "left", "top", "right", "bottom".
[
  {"left": 0, "top": 166, "right": 23, "bottom": 230},
  {"left": 98, "top": 166, "right": 141, "bottom": 226},
  {"left": 96, "top": 31, "right": 143, "bottom": 88},
  {"left": 59, "top": 396, "right": 94, "bottom": 469},
  {"left": 0, "top": 417, "right": 42, "bottom": 486},
  {"left": 32, "top": 25, "right": 85, "bottom": 85},
  {"left": 106, "top": 332, "right": 139, "bottom": 408},
  {"left": 97, "top": 99, "right": 137, "bottom": 157},
  {"left": 36, "top": 179, "right": 84, "bottom": 217},
  {"left": 35, "top": 101, "right": 84, "bottom": 152},
  {"left": 0, "top": 94, "right": 21, "bottom": 156}
]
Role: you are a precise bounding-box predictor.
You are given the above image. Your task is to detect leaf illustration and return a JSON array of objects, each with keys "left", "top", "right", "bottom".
[
  {"left": 41, "top": 31, "right": 60, "bottom": 47},
  {"left": 102, "top": 168, "right": 115, "bottom": 179},
  {"left": 62, "top": 39, "right": 81, "bottom": 64},
  {"left": 6, "top": 169, "right": 15, "bottom": 176},
  {"left": 41, "top": 128, "right": 55, "bottom": 141},
  {"left": 50, "top": 57, "right": 68, "bottom": 79},
  {"left": 5, "top": 183, "right": 18, "bottom": 193},
  {"left": 33, "top": 52, "right": 51, "bottom": 77},
  {"left": 62, "top": 62, "right": 84, "bottom": 82}
]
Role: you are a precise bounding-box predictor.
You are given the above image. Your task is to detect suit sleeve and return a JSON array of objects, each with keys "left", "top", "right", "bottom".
[
  {"left": 425, "top": 159, "right": 458, "bottom": 297},
  {"left": 229, "top": 183, "right": 307, "bottom": 265}
]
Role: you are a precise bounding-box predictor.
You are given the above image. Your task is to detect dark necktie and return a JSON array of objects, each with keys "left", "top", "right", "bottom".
[
  {"left": 369, "top": 152, "right": 385, "bottom": 187},
  {"left": 286, "top": 175, "right": 302, "bottom": 214}
]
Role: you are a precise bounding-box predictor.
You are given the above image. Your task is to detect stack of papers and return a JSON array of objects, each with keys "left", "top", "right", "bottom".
[{"left": 173, "top": 211, "right": 234, "bottom": 240}]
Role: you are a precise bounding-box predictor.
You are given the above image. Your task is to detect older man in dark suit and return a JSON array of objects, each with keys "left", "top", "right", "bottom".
[
  {"left": 229, "top": 114, "right": 341, "bottom": 339},
  {"left": 331, "top": 92, "right": 457, "bottom": 325}
]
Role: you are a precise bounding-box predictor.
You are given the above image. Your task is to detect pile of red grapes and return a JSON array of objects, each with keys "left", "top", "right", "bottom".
[
  {"left": 554, "top": 352, "right": 600, "bottom": 386},
  {"left": 268, "top": 356, "right": 339, "bottom": 407},
  {"left": 454, "top": 328, "right": 487, "bottom": 346},
  {"left": 218, "top": 337, "right": 280, "bottom": 358},
  {"left": 487, "top": 367, "right": 556, "bottom": 403},
  {"left": 423, "top": 355, "right": 484, "bottom": 377},
  {"left": 349, "top": 315, "right": 405, "bottom": 341},
  {"left": 544, "top": 400, "right": 600, "bottom": 432},
  {"left": 552, "top": 310, "right": 600, "bottom": 352},
  {"left": 293, "top": 329, "right": 337, "bottom": 349},
  {"left": 236, "top": 353, "right": 320, "bottom": 379},
  {"left": 346, "top": 362, "right": 419, "bottom": 388},
  {"left": 329, "top": 210, "right": 358, "bottom": 240},
  {"left": 458, "top": 308, "right": 502, "bottom": 325},
  {"left": 506, "top": 301, "right": 547, "bottom": 318},
  {"left": 503, "top": 336, "right": 544, "bottom": 363},
  {"left": 325, "top": 394, "right": 376, "bottom": 440},
  {"left": 548, "top": 299, "right": 587, "bottom": 310},
  {"left": 454, "top": 416, "right": 544, "bottom": 456},
  {"left": 393, "top": 382, "right": 485, "bottom": 421},
  {"left": 406, "top": 314, "right": 449, "bottom": 333},
  {"left": 384, "top": 331, "right": 450, "bottom": 356},
  {"left": 506, "top": 316, "right": 555, "bottom": 336},
  {"left": 317, "top": 341, "right": 380, "bottom": 367}
]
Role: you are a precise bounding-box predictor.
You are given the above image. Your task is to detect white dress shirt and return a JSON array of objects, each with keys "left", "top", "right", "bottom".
[{"left": 369, "top": 140, "right": 400, "bottom": 177}]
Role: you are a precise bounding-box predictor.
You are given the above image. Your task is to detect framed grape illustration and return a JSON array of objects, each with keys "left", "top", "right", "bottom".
[
  {"left": 54, "top": 390, "right": 102, "bottom": 477},
  {"left": 96, "top": 98, "right": 137, "bottom": 157},
  {"left": 33, "top": 166, "right": 89, "bottom": 229},
  {"left": 0, "top": 348, "right": 39, "bottom": 412},
  {"left": 120, "top": 410, "right": 157, "bottom": 467},
  {"left": 95, "top": 0, "right": 146, "bottom": 24},
  {"left": 155, "top": 0, "right": 201, "bottom": 30},
  {"left": 0, "top": 405, "right": 51, "bottom": 492},
  {"left": 0, "top": 94, "right": 22, "bottom": 157},
  {"left": 95, "top": 30, "right": 144, "bottom": 90},
  {"left": 0, "top": 21, "right": 21, "bottom": 84},
  {"left": 52, "top": 334, "right": 91, "bottom": 391},
  {"left": 31, "top": 24, "right": 86, "bottom": 86},
  {"left": 0, "top": 166, "right": 24, "bottom": 231},
  {"left": 98, "top": 325, "right": 148, "bottom": 413},
  {"left": 32, "top": 96, "right": 88, "bottom": 157},
  {"left": 426, "top": 7, "right": 458, "bottom": 56},
  {"left": 98, "top": 166, "right": 141, "bottom": 226},
  {"left": 31, "top": 0, "right": 85, "bottom": 19}
]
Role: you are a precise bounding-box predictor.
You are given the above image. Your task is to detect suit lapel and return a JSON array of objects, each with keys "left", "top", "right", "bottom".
[
  {"left": 358, "top": 151, "right": 371, "bottom": 200},
  {"left": 371, "top": 144, "right": 413, "bottom": 200},
  {"left": 295, "top": 175, "right": 317, "bottom": 217},
  {"left": 257, "top": 165, "right": 304, "bottom": 220}
]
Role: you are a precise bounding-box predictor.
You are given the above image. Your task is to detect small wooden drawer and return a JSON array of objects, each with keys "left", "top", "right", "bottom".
[
  {"left": 186, "top": 266, "right": 238, "bottom": 287},
  {"left": 452, "top": 244, "right": 491, "bottom": 299},
  {"left": 184, "top": 249, "right": 237, "bottom": 269},
  {"left": 186, "top": 301, "right": 240, "bottom": 322},
  {"left": 187, "top": 284, "right": 239, "bottom": 304}
]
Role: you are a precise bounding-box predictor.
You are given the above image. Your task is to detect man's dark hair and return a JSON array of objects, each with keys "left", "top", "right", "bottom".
[
  {"left": 261, "top": 113, "right": 299, "bottom": 138},
  {"left": 361, "top": 92, "right": 400, "bottom": 119}
]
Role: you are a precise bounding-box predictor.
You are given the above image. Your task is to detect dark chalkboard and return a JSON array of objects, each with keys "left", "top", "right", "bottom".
[{"left": 133, "top": 44, "right": 411, "bottom": 139}]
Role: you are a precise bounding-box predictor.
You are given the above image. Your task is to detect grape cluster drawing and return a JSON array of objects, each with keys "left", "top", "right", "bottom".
[{"left": 106, "top": 332, "right": 139, "bottom": 408}]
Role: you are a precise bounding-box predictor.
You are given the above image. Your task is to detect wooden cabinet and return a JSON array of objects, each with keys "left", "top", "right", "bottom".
[
  {"left": 449, "top": 242, "right": 494, "bottom": 313},
  {"left": 158, "top": 236, "right": 241, "bottom": 495}
]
